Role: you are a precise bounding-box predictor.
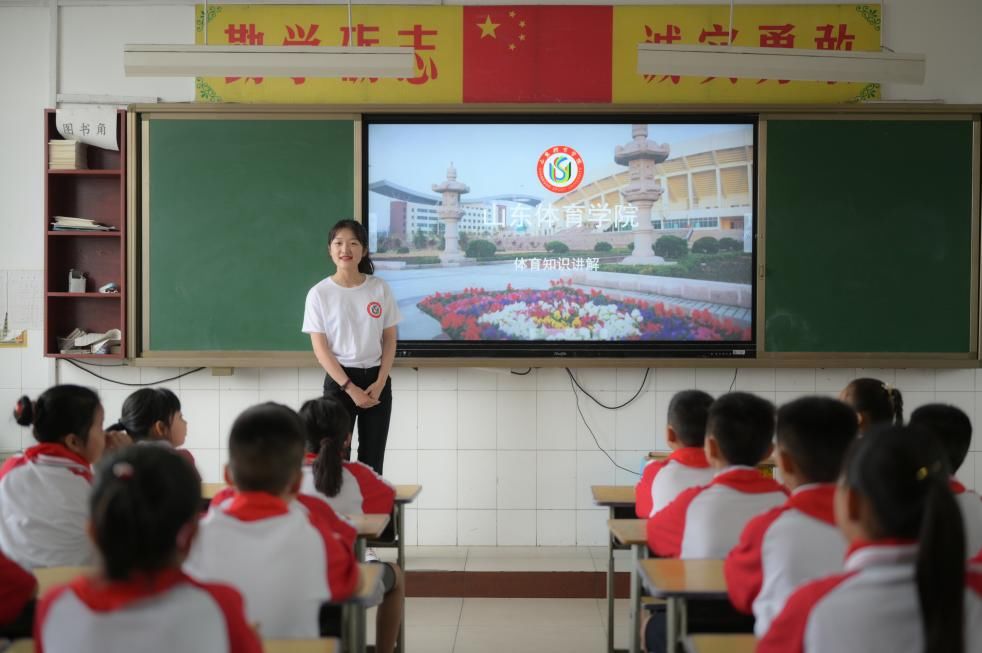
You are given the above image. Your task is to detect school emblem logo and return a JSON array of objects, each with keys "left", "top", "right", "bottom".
[
  {"left": 367, "top": 301, "right": 383, "bottom": 319},
  {"left": 537, "top": 146, "right": 585, "bottom": 194}
]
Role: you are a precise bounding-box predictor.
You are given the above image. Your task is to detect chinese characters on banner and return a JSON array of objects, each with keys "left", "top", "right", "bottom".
[
  {"left": 196, "top": 4, "right": 462, "bottom": 103},
  {"left": 611, "top": 5, "right": 881, "bottom": 103},
  {"left": 195, "top": 4, "right": 881, "bottom": 104},
  {"left": 515, "top": 257, "right": 602, "bottom": 272}
]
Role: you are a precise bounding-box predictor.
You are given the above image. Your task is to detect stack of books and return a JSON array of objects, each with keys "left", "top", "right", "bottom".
[
  {"left": 57, "top": 328, "right": 122, "bottom": 355},
  {"left": 51, "top": 216, "right": 116, "bottom": 232},
  {"left": 48, "top": 140, "right": 87, "bottom": 170}
]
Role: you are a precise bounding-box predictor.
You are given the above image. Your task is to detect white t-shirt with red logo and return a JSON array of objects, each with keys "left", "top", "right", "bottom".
[{"left": 302, "top": 275, "right": 402, "bottom": 368}]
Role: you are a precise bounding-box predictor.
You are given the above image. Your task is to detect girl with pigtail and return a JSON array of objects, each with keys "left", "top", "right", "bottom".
[
  {"left": 759, "top": 425, "right": 982, "bottom": 653},
  {"left": 840, "top": 377, "right": 904, "bottom": 435}
]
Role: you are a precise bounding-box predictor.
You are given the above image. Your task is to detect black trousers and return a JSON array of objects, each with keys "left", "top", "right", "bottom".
[
  {"left": 644, "top": 599, "right": 755, "bottom": 653},
  {"left": 324, "top": 366, "right": 392, "bottom": 475}
]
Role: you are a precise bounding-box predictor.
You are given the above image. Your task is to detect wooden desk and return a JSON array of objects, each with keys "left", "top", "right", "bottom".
[
  {"left": 392, "top": 484, "right": 420, "bottom": 653},
  {"left": 646, "top": 452, "right": 777, "bottom": 478},
  {"left": 5, "top": 640, "right": 34, "bottom": 653},
  {"left": 34, "top": 566, "right": 93, "bottom": 595},
  {"left": 264, "top": 638, "right": 339, "bottom": 653},
  {"left": 202, "top": 482, "right": 226, "bottom": 499},
  {"left": 608, "top": 519, "right": 648, "bottom": 653},
  {"left": 684, "top": 634, "right": 756, "bottom": 653},
  {"left": 593, "top": 485, "right": 637, "bottom": 653},
  {"left": 638, "top": 559, "right": 728, "bottom": 653}
]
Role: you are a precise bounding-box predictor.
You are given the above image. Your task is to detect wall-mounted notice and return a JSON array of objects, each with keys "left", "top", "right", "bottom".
[{"left": 55, "top": 107, "right": 118, "bottom": 151}]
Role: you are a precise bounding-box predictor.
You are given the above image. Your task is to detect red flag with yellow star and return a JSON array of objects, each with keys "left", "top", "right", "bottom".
[{"left": 463, "top": 6, "right": 612, "bottom": 102}]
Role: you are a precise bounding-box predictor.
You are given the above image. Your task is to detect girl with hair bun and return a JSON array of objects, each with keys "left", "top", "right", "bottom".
[
  {"left": 0, "top": 385, "right": 129, "bottom": 569},
  {"left": 759, "top": 426, "right": 982, "bottom": 653},
  {"left": 34, "top": 446, "right": 261, "bottom": 653}
]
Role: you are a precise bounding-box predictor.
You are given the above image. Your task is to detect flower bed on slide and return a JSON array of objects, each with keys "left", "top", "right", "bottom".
[{"left": 416, "top": 279, "right": 751, "bottom": 341}]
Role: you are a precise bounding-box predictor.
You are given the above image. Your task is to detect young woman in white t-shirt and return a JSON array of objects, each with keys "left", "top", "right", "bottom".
[{"left": 302, "top": 219, "right": 402, "bottom": 474}]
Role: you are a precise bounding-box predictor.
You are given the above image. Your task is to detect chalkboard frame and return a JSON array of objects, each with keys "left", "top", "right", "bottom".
[
  {"left": 126, "top": 104, "right": 982, "bottom": 369},
  {"left": 756, "top": 113, "right": 980, "bottom": 362},
  {"left": 134, "top": 110, "right": 361, "bottom": 362}
]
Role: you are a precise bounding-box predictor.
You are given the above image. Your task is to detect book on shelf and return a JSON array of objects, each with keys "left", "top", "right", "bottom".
[
  {"left": 48, "top": 140, "right": 87, "bottom": 170},
  {"left": 51, "top": 216, "right": 117, "bottom": 232},
  {"left": 57, "top": 328, "right": 121, "bottom": 355}
]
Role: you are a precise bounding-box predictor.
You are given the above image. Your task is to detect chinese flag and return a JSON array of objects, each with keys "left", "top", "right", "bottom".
[{"left": 463, "top": 6, "right": 612, "bottom": 103}]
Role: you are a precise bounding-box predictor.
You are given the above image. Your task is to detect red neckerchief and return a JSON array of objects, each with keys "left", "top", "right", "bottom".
[
  {"left": 24, "top": 442, "right": 93, "bottom": 482},
  {"left": 222, "top": 491, "right": 290, "bottom": 522},
  {"left": 666, "top": 447, "right": 711, "bottom": 468},
  {"left": 70, "top": 568, "right": 188, "bottom": 612},
  {"left": 787, "top": 483, "right": 837, "bottom": 525},
  {"left": 303, "top": 452, "right": 317, "bottom": 466},
  {"left": 711, "top": 466, "right": 787, "bottom": 494},
  {"left": 950, "top": 478, "right": 967, "bottom": 495}
]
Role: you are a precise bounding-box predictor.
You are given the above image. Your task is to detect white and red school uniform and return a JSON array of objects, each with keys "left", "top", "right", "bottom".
[
  {"left": 951, "top": 478, "right": 982, "bottom": 558},
  {"left": 0, "top": 443, "right": 96, "bottom": 569},
  {"left": 758, "top": 540, "right": 982, "bottom": 653},
  {"left": 969, "top": 564, "right": 982, "bottom": 653},
  {"left": 0, "top": 549, "right": 35, "bottom": 625},
  {"left": 301, "top": 453, "right": 396, "bottom": 516},
  {"left": 185, "top": 491, "right": 359, "bottom": 638},
  {"left": 647, "top": 466, "right": 787, "bottom": 559},
  {"left": 724, "top": 483, "right": 846, "bottom": 637},
  {"left": 35, "top": 568, "right": 261, "bottom": 653},
  {"left": 634, "top": 447, "right": 716, "bottom": 518}
]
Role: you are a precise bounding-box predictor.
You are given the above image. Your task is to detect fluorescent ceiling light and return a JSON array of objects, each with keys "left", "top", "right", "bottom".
[
  {"left": 637, "top": 44, "right": 925, "bottom": 85},
  {"left": 124, "top": 44, "right": 416, "bottom": 78}
]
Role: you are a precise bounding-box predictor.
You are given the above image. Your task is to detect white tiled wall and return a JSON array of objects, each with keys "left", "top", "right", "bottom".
[{"left": 3, "top": 358, "right": 981, "bottom": 546}]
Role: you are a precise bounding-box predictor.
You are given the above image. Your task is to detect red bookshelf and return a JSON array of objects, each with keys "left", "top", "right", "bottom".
[{"left": 44, "top": 109, "right": 126, "bottom": 358}]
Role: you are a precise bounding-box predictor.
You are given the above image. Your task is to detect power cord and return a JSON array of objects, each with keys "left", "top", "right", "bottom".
[{"left": 66, "top": 359, "right": 206, "bottom": 387}]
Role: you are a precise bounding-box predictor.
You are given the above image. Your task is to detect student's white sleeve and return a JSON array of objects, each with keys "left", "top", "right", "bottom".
[
  {"left": 381, "top": 280, "right": 402, "bottom": 329},
  {"left": 302, "top": 288, "right": 324, "bottom": 333}
]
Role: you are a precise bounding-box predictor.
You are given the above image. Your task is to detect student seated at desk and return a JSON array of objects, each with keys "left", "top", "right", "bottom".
[
  {"left": 725, "top": 397, "right": 857, "bottom": 638},
  {"left": 298, "top": 397, "right": 396, "bottom": 516},
  {"left": 35, "top": 446, "right": 261, "bottom": 653},
  {"left": 839, "top": 377, "right": 903, "bottom": 436},
  {"left": 1, "top": 385, "right": 129, "bottom": 569},
  {"left": 635, "top": 390, "right": 715, "bottom": 518},
  {"left": 184, "top": 403, "right": 365, "bottom": 640},
  {"left": 647, "top": 392, "right": 787, "bottom": 560},
  {"left": 115, "top": 387, "right": 195, "bottom": 465},
  {"left": 759, "top": 426, "right": 982, "bottom": 653},
  {"left": 0, "top": 548, "right": 35, "bottom": 639},
  {"left": 299, "top": 396, "right": 404, "bottom": 653},
  {"left": 909, "top": 404, "right": 982, "bottom": 559}
]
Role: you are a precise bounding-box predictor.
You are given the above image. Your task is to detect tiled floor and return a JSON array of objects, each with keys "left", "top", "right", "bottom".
[
  {"left": 368, "top": 546, "right": 635, "bottom": 652},
  {"left": 367, "top": 597, "right": 633, "bottom": 653}
]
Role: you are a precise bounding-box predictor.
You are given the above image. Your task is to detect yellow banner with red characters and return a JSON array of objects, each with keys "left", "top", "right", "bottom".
[
  {"left": 194, "top": 4, "right": 881, "bottom": 104},
  {"left": 612, "top": 5, "right": 881, "bottom": 103},
  {"left": 195, "top": 5, "right": 462, "bottom": 103}
]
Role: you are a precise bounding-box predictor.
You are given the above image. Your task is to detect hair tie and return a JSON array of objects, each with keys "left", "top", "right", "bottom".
[
  {"left": 112, "top": 462, "right": 135, "bottom": 480},
  {"left": 13, "top": 398, "right": 24, "bottom": 420},
  {"left": 916, "top": 461, "right": 943, "bottom": 481}
]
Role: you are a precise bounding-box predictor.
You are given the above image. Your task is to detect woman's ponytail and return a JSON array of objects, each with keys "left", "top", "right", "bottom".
[
  {"left": 916, "top": 474, "right": 965, "bottom": 653},
  {"left": 298, "top": 397, "right": 352, "bottom": 498}
]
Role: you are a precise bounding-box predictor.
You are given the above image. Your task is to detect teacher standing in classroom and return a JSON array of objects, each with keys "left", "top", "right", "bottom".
[{"left": 302, "top": 219, "right": 401, "bottom": 475}]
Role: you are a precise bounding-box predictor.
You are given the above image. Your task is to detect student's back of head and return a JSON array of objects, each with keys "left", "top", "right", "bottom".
[
  {"left": 667, "top": 390, "right": 714, "bottom": 447},
  {"left": 841, "top": 377, "right": 903, "bottom": 433},
  {"left": 776, "top": 396, "right": 858, "bottom": 485},
  {"left": 227, "top": 402, "right": 306, "bottom": 494},
  {"left": 14, "top": 384, "right": 104, "bottom": 462},
  {"left": 706, "top": 392, "right": 775, "bottom": 467},
  {"left": 298, "top": 396, "right": 350, "bottom": 497},
  {"left": 91, "top": 445, "right": 200, "bottom": 580},
  {"left": 909, "top": 404, "right": 972, "bottom": 473},
  {"left": 840, "top": 425, "right": 964, "bottom": 653}
]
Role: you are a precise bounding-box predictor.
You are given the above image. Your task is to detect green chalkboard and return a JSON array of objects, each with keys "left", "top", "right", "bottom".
[
  {"left": 764, "top": 119, "right": 975, "bottom": 353},
  {"left": 148, "top": 119, "right": 353, "bottom": 351}
]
